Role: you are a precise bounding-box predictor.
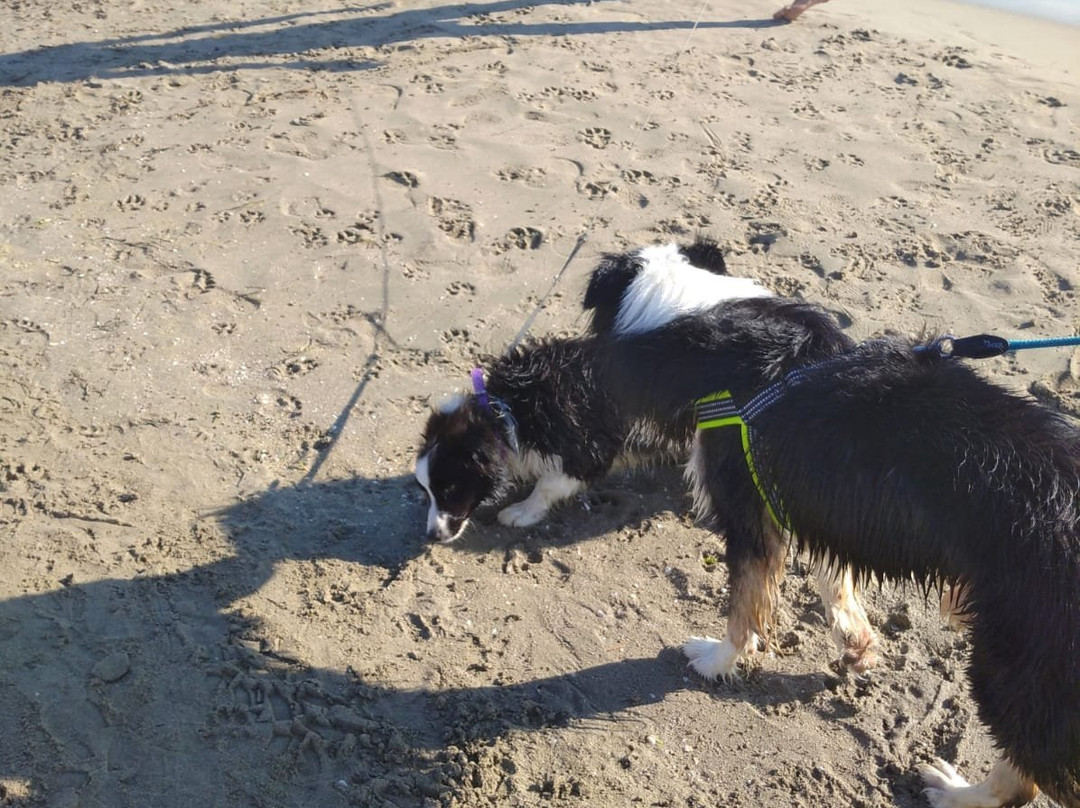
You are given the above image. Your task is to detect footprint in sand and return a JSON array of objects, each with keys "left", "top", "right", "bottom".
[
  {"left": 428, "top": 133, "right": 457, "bottom": 150},
  {"left": 579, "top": 127, "right": 612, "bottom": 149},
  {"left": 1043, "top": 147, "right": 1080, "bottom": 167},
  {"left": 620, "top": 168, "right": 658, "bottom": 185},
  {"left": 539, "top": 86, "right": 598, "bottom": 102},
  {"left": 935, "top": 48, "right": 973, "bottom": 69},
  {"left": 504, "top": 227, "right": 543, "bottom": 250},
  {"left": 291, "top": 223, "right": 329, "bottom": 249},
  {"left": 496, "top": 166, "right": 547, "bottom": 187},
  {"left": 109, "top": 89, "right": 143, "bottom": 113},
  {"left": 446, "top": 281, "right": 476, "bottom": 297},
  {"left": 411, "top": 74, "right": 445, "bottom": 94},
  {"left": 115, "top": 193, "right": 146, "bottom": 212},
  {"left": 1035, "top": 192, "right": 1073, "bottom": 217},
  {"left": 383, "top": 170, "right": 419, "bottom": 188},
  {"left": 747, "top": 222, "right": 786, "bottom": 254},
  {"left": 1031, "top": 265, "right": 1075, "bottom": 305},
  {"left": 337, "top": 214, "right": 382, "bottom": 246},
  {"left": 579, "top": 180, "right": 617, "bottom": 200},
  {"left": 191, "top": 269, "right": 215, "bottom": 293},
  {"left": 428, "top": 197, "right": 475, "bottom": 242},
  {"left": 268, "top": 356, "right": 319, "bottom": 381},
  {"left": 276, "top": 394, "right": 302, "bottom": 417},
  {"left": 792, "top": 100, "right": 823, "bottom": 119},
  {"left": 439, "top": 327, "right": 481, "bottom": 358}
]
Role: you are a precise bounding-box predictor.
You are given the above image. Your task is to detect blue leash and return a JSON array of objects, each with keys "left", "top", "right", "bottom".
[
  {"left": 1006, "top": 336, "right": 1080, "bottom": 352},
  {"left": 922, "top": 334, "right": 1080, "bottom": 360}
]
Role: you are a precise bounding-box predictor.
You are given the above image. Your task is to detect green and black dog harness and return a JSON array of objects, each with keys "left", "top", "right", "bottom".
[{"left": 692, "top": 367, "right": 818, "bottom": 530}]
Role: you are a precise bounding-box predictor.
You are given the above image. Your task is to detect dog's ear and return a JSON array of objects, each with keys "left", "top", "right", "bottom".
[
  {"left": 422, "top": 398, "right": 499, "bottom": 445},
  {"left": 679, "top": 238, "right": 728, "bottom": 276},
  {"left": 421, "top": 402, "right": 465, "bottom": 451},
  {"left": 583, "top": 252, "right": 644, "bottom": 333}
]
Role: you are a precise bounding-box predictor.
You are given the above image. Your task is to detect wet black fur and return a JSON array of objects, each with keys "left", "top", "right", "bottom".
[
  {"left": 418, "top": 336, "right": 629, "bottom": 532},
  {"left": 420, "top": 239, "right": 735, "bottom": 536},
  {"left": 419, "top": 400, "right": 507, "bottom": 539},
  {"left": 595, "top": 313, "right": 1080, "bottom": 802}
]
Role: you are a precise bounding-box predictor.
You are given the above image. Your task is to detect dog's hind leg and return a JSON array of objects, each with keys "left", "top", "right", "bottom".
[
  {"left": 919, "top": 757, "right": 1038, "bottom": 808},
  {"left": 814, "top": 561, "right": 879, "bottom": 673},
  {"left": 684, "top": 511, "right": 788, "bottom": 680}
]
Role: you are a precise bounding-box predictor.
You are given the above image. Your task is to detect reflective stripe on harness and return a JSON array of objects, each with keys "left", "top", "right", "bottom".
[{"left": 693, "top": 382, "right": 794, "bottom": 530}]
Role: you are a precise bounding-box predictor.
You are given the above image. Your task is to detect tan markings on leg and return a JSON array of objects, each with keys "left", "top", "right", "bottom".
[
  {"left": 684, "top": 514, "right": 788, "bottom": 681},
  {"left": 814, "top": 560, "right": 880, "bottom": 673},
  {"left": 919, "top": 757, "right": 1038, "bottom": 808},
  {"left": 940, "top": 583, "right": 972, "bottom": 631},
  {"left": 726, "top": 513, "right": 788, "bottom": 658}
]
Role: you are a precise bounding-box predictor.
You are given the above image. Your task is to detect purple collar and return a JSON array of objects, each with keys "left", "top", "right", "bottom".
[
  {"left": 469, "top": 367, "right": 519, "bottom": 455},
  {"left": 471, "top": 367, "right": 491, "bottom": 411}
]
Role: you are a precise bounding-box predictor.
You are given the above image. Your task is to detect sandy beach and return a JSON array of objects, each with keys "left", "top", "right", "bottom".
[{"left": 1, "top": 0, "right": 1077, "bottom": 805}]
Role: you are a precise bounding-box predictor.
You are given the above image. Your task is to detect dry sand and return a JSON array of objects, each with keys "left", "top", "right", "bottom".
[{"left": 1, "top": 0, "right": 1078, "bottom": 805}]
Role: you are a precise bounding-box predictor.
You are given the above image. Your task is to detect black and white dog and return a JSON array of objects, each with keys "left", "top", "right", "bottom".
[
  {"left": 415, "top": 241, "right": 766, "bottom": 543},
  {"left": 416, "top": 240, "right": 879, "bottom": 674},
  {"left": 587, "top": 270, "right": 1080, "bottom": 806}
]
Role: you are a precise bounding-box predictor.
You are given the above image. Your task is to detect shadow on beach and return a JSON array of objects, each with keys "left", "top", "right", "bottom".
[
  {"left": 0, "top": 463, "right": 836, "bottom": 805},
  {"left": 0, "top": 0, "right": 784, "bottom": 86}
]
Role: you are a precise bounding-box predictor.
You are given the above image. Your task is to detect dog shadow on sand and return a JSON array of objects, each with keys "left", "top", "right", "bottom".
[{"left": 0, "top": 463, "right": 913, "bottom": 807}]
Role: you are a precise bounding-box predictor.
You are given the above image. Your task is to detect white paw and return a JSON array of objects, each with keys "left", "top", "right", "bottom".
[
  {"left": 497, "top": 500, "right": 547, "bottom": 527},
  {"left": 682, "top": 636, "right": 740, "bottom": 680},
  {"left": 918, "top": 758, "right": 969, "bottom": 808}
]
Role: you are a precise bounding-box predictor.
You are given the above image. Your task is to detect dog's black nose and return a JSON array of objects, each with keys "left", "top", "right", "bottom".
[{"left": 426, "top": 514, "right": 466, "bottom": 543}]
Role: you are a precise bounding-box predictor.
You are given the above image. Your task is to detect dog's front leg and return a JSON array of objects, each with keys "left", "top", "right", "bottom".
[
  {"left": 497, "top": 472, "right": 585, "bottom": 527},
  {"left": 684, "top": 513, "right": 788, "bottom": 680}
]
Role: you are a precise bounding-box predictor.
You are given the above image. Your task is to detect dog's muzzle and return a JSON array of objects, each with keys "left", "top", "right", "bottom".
[{"left": 427, "top": 511, "right": 467, "bottom": 543}]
